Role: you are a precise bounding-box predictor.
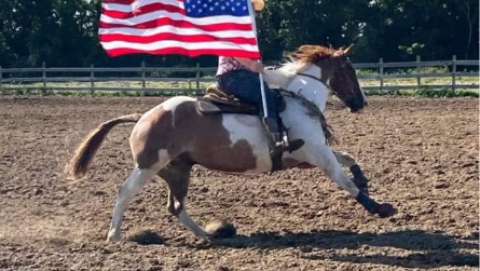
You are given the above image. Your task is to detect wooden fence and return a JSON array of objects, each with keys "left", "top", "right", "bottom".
[{"left": 0, "top": 56, "right": 478, "bottom": 95}]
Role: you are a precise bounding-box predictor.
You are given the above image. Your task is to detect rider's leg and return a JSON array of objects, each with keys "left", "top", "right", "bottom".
[
  {"left": 263, "top": 90, "right": 304, "bottom": 153},
  {"left": 218, "top": 70, "right": 285, "bottom": 146}
]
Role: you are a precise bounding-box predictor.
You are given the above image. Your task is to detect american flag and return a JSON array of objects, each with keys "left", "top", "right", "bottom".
[{"left": 99, "top": 0, "right": 261, "bottom": 59}]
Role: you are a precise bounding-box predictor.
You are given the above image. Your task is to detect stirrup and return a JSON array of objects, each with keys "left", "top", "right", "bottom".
[
  {"left": 286, "top": 139, "right": 304, "bottom": 153},
  {"left": 274, "top": 132, "right": 304, "bottom": 153}
]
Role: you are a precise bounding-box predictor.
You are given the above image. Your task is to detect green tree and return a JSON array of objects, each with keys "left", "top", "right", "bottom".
[
  {"left": 349, "top": 0, "right": 479, "bottom": 61},
  {"left": 0, "top": 0, "right": 478, "bottom": 67}
]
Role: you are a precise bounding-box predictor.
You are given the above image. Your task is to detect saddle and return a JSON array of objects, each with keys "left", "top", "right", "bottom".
[{"left": 196, "top": 85, "right": 258, "bottom": 115}]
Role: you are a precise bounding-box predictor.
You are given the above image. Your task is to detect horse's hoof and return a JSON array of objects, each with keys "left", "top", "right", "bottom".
[
  {"left": 106, "top": 230, "right": 122, "bottom": 242},
  {"left": 377, "top": 203, "right": 397, "bottom": 218},
  {"left": 205, "top": 220, "right": 236, "bottom": 239}
]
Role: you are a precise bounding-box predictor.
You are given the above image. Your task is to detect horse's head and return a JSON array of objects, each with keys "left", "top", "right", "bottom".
[{"left": 292, "top": 45, "right": 367, "bottom": 113}]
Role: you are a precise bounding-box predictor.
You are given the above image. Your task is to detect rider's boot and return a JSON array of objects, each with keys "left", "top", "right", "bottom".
[
  {"left": 262, "top": 117, "right": 304, "bottom": 171},
  {"left": 278, "top": 122, "right": 304, "bottom": 153}
]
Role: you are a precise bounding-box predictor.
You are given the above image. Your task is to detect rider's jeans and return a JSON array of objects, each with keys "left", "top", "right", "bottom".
[{"left": 217, "top": 69, "right": 280, "bottom": 120}]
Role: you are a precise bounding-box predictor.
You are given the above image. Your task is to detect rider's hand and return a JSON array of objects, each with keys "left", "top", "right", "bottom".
[
  {"left": 235, "top": 57, "right": 264, "bottom": 73},
  {"left": 251, "top": 61, "right": 265, "bottom": 73}
]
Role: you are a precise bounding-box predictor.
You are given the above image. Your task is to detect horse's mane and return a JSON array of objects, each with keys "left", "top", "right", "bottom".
[
  {"left": 274, "top": 45, "right": 346, "bottom": 80},
  {"left": 290, "top": 45, "right": 341, "bottom": 64}
]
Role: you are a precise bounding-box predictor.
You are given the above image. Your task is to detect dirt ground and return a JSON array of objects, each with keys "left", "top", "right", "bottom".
[{"left": 0, "top": 96, "right": 478, "bottom": 271}]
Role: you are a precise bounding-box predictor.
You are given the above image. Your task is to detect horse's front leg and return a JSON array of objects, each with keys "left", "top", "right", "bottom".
[
  {"left": 333, "top": 150, "right": 369, "bottom": 195},
  {"left": 306, "top": 146, "right": 396, "bottom": 218}
]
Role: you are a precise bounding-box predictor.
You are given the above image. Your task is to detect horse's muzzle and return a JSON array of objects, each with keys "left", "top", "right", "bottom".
[{"left": 348, "top": 98, "right": 366, "bottom": 113}]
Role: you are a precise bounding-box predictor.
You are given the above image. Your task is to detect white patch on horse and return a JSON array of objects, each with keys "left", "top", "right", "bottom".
[
  {"left": 286, "top": 65, "right": 329, "bottom": 112},
  {"left": 361, "top": 87, "right": 368, "bottom": 104},
  {"left": 263, "top": 69, "right": 290, "bottom": 89},
  {"left": 279, "top": 61, "right": 308, "bottom": 78},
  {"left": 280, "top": 97, "right": 328, "bottom": 157},
  {"left": 161, "top": 96, "right": 196, "bottom": 127},
  {"left": 151, "top": 149, "right": 171, "bottom": 172},
  {"left": 222, "top": 115, "right": 272, "bottom": 173},
  {"left": 264, "top": 62, "right": 309, "bottom": 89},
  {"left": 178, "top": 209, "right": 209, "bottom": 240},
  {"left": 266, "top": 64, "right": 329, "bottom": 113}
]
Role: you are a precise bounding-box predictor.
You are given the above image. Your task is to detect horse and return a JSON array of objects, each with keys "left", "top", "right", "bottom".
[{"left": 66, "top": 45, "right": 396, "bottom": 243}]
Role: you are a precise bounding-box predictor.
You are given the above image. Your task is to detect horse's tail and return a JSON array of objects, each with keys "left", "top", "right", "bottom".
[{"left": 66, "top": 113, "right": 143, "bottom": 180}]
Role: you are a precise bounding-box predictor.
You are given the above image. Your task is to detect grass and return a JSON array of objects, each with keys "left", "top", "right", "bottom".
[{"left": 1, "top": 75, "right": 478, "bottom": 98}]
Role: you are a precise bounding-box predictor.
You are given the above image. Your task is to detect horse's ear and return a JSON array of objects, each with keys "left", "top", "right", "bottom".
[
  {"left": 343, "top": 44, "right": 354, "bottom": 56},
  {"left": 333, "top": 49, "right": 344, "bottom": 57}
]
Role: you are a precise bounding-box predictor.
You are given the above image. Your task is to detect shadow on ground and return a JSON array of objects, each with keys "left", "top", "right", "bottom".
[
  {"left": 216, "top": 230, "right": 479, "bottom": 268},
  {"left": 131, "top": 229, "right": 478, "bottom": 269}
]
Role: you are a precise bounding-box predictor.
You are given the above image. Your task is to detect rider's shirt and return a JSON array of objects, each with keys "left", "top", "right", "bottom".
[{"left": 216, "top": 56, "right": 248, "bottom": 76}]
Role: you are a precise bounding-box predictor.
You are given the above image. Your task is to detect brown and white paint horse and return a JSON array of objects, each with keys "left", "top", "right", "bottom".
[{"left": 67, "top": 45, "right": 396, "bottom": 243}]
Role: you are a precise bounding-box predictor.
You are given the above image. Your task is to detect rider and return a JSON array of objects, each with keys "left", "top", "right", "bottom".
[{"left": 216, "top": 0, "right": 303, "bottom": 170}]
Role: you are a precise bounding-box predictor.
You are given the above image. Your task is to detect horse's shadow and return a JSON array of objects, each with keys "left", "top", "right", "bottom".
[{"left": 201, "top": 230, "right": 479, "bottom": 268}]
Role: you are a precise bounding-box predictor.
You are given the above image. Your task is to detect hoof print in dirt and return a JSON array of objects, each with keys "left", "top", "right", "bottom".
[
  {"left": 205, "top": 220, "right": 237, "bottom": 239},
  {"left": 377, "top": 203, "right": 397, "bottom": 218},
  {"left": 127, "top": 229, "right": 164, "bottom": 245}
]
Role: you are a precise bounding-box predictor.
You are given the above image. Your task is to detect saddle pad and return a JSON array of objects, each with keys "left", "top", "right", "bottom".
[
  {"left": 197, "top": 85, "right": 258, "bottom": 115},
  {"left": 196, "top": 98, "right": 258, "bottom": 115}
]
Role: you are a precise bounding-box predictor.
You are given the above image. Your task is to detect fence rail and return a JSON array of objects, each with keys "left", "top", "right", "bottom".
[{"left": 0, "top": 56, "right": 478, "bottom": 95}]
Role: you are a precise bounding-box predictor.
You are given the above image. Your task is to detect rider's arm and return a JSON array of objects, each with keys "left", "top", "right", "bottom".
[{"left": 234, "top": 57, "right": 264, "bottom": 73}]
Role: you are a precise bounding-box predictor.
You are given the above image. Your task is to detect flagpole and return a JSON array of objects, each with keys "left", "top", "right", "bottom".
[{"left": 247, "top": 0, "right": 269, "bottom": 118}]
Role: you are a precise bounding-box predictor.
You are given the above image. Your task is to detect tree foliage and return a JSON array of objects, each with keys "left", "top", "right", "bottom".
[{"left": 0, "top": 0, "right": 478, "bottom": 67}]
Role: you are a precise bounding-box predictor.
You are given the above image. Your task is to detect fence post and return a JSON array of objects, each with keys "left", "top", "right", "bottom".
[
  {"left": 195, "top": 62, "right": 200, "bottom": 92},
  {"left": 141, "top": 60, "right": 146, "bottom": 93},
  {"left": 416, "top": 55, "right": 421, "bottom": 89},
  {"left": 90, "top": 64, "right": 95, "bottom": 95},
  {"left": 379, "top": 58, "right": 384, "bottom": 92},
  {"left": 452, "top": 55, "right": 457, "bottom": 92},
  {"left": 41, "top": 62, "right": 47, "bottom": 95}
]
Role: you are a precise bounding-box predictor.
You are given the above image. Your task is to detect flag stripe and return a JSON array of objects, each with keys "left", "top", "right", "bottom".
[
  {"left": 100, "top": 33, "right": 258, "bottom": 45},
  {"left": 101, "top": 40, "right": 259, "bottom": 52},
  {"left": 100, "top": 19, "right": 253, "bottom": 32},
  {"left": 106, "top": 47, "right": 261, "bottom": 58},
  {"left": 102, "top": 0, "right": 184, "bottom": 12},
  {"left": 99, "top": 25, "right": 256, "bottom": 39}
]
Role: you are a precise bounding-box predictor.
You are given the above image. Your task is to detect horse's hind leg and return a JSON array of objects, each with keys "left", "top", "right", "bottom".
[
  {"left": 333, "top": 150, "right": 369, "bottom": 195},
  {"left": 158, "top": 161, "right": 210, "bottom": 242},
  {"left": 107, "top": 167, "right": 156, "bottom": 242}
]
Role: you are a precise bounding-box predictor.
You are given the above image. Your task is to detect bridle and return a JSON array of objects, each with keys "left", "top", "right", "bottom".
[
  {"left": 297, "top": 72, "right": 325, "bottom": 84},
  {"left": 296, "top": 63, "right": 329, "bottom": 86},
  {"left": 296, "top": 65, "right": 331, "bottom": 96}
]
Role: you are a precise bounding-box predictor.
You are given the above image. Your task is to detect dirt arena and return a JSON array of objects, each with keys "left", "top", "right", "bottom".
[{"left": 0, "top": 96, "right": 478, "bottom": 270}]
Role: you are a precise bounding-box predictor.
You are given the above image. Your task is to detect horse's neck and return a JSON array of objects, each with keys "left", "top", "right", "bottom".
[
  {"left": 264, "top": 65, "right": 330, "bottom": 112},
  {"left": 285, "top": 65, "right": 329, "bottom": 112}
]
